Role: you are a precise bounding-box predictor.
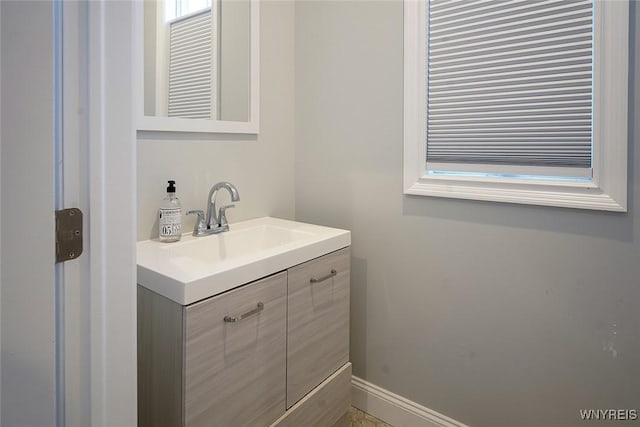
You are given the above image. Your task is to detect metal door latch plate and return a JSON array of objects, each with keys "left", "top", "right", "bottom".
[{"left": 55, "top": 208, "right": 83, "bottom": 263}]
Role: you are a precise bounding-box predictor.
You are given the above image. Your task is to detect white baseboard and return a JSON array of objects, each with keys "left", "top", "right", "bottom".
[{"left": 351, "top": 376, "right": 468, "bottom": 427}]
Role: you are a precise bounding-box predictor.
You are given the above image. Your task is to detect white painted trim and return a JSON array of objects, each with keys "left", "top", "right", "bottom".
[
  {"left": 87, "top": 2, "right": 137, "bottom": 426},
  {"left": 88, "top": 5, "right": 107, "bottom": 423},
  {"left": 60, "top": 2, "right": 94, "bottom": 424},
  {"left": 0, "top": 1, "right": 3, "bottom": 419},
  {"left": 352, "top": 376, "right": 468, "bottom": 427},
  {"left": 249, "top": 0, "right": 260, "bottom": 133},
  {"left": 403, "top": 0, "right": 629, "bottom": 212},
  {"left": 137, "top": 114, "right": 258, "bottom": 134},
  {"left": 155, "top": 0, "right": 168, "bottom": 117},
  {"left": 134, "top": 0, "right": 260, "bottom": 134},
  {"left": 590, "top": 0, "right": 629, "bottom": 211}
]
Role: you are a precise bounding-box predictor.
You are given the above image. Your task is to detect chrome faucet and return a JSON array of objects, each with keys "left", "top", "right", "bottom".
[{"left": 187, "top": 182, "right": 240, "bottom": 236}]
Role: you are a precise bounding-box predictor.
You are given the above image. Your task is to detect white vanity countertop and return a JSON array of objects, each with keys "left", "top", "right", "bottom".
[{"left": 137, "top": 217, "right": 351, "bottom": 305}]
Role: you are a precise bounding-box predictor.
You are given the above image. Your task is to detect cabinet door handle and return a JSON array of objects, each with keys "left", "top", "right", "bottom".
[
  {"left": 223, "top": 302, "right": 264, "bottom": 323},
  {"left": 310, "top": 269, "right": 337, "bottom": 284}
]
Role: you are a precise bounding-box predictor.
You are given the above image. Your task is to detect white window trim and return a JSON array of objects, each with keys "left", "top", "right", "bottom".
[{"left": 403, "top": 0, "right": 629, "bottom": 212}]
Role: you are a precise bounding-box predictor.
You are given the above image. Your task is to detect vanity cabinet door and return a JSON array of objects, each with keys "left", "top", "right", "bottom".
[
  {"left": 183, "top": 272, "right": 287, "bottom": 427},
  {"left": 286, "top": 248, "right": 350, "bottom": 408}
]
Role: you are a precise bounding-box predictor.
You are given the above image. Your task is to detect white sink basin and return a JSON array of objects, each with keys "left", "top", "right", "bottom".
[{"left": 137, "top": 217, "right": 350, "bottom": 304}]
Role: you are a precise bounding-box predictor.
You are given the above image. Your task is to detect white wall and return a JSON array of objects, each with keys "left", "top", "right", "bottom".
[
  {"left": 294, "top": 2, "right": 640, "bottom": 426},
  {"left": 137, "top": 1, "right": 295, "bottom": 240}
]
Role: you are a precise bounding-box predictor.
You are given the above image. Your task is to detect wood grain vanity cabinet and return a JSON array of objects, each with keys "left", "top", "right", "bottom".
[
  {"left": 138, "top": 247, "right": 351, "bottom": 427},
  {"left": 138, "top": 272, "right": 287, "bottom": 427},
  {"left": 286, "top": 247, "right": 350, "bottom": 408}
]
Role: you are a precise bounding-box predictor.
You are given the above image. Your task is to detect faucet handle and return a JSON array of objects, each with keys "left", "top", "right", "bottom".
[
  {"left": 218, "top": 204, "right": 236, "bottom": 228},
  {"left": 187, "top": 210, "right": 207, "bottom": 235}
]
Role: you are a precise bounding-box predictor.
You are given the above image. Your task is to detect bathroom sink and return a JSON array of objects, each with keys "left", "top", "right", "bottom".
[{"left": 137, "top": 217, "right": 351, "bottom": 304}]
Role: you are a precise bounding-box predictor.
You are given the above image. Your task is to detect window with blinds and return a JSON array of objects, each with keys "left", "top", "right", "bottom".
[
  {"left": 426, "top": 0, "right": 594, "bottom": 179},
  {"left": 167, "top": 9, "right": 216, "bottom": 119},
  {"left": 405, "top": 0, "right": 628, "bottom": 210}
]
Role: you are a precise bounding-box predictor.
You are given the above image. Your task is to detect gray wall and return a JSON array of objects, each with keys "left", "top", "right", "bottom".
[
  {"left": 294, "top": 2, "right": 640, "bottom": 426},
  {"left": 138, "top": 1, "right": 295, "bottom": 240}
]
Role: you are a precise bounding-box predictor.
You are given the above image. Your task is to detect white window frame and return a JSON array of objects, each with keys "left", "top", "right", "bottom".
[{"left": 403, "top": 0, "right": 629, "bottom": 211}]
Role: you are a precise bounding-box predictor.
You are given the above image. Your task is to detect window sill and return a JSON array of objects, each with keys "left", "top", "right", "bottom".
[{"left": 404, "top": 177, "right": 626, "bottom": 212}]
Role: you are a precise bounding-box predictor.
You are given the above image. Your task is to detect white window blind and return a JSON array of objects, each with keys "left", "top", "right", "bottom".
[
  {"left": 427, "top": 0, "right": 594, "bottom": 175},
  {"left": 168, "top": 9, "right": 215, "bottom": 119}
]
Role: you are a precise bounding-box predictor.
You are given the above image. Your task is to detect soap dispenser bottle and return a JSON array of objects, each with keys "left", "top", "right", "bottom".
[{"left": 159, "top": 180, "right": 182, "bottom": 242}]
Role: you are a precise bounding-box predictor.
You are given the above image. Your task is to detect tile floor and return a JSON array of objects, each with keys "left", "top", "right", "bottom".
[{"left": 348, "top": 406, "right": 394, "bottom": 427}]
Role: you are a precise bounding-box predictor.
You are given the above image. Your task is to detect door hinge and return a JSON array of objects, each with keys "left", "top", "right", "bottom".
[{"left": 55, "top": 208, "right": 83, "bottom": 263}]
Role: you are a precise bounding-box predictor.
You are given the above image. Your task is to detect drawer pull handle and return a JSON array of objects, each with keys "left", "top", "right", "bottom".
[
  {"left": 224, "top": 302, "right": 264, "bottom": 323},
  {"left": 310, "top": 269, "right": 337, "bottom": 284}
]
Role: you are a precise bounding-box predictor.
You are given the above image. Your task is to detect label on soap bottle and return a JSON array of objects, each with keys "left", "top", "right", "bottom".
[{"left": 159, "top": 207, "right": 182, "bottom": 241}]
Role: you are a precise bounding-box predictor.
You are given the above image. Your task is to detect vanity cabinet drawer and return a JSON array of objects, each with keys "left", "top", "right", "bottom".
[
  {"left": 286, "top": 248, "right": 350, "bottom": 408},
  {"left": 272, "top": 362, "right": 351, "bottom": 427},
  {"left": 184, "top": 272, "right": 287, "bottom": 427}
]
